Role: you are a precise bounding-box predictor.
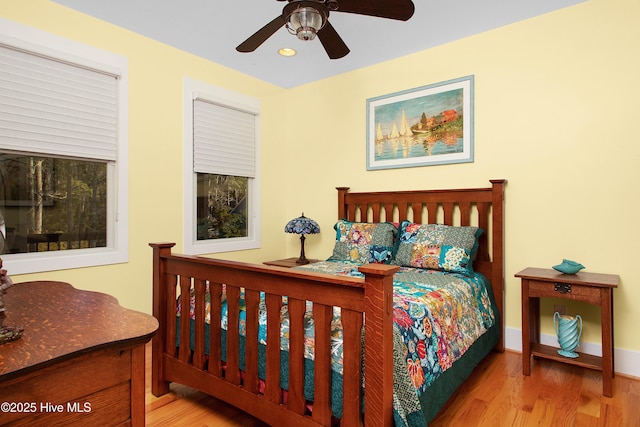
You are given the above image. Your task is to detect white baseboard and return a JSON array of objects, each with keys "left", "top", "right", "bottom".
[{"left": 504, "top": 326, "right": 640, "bottom": 379}]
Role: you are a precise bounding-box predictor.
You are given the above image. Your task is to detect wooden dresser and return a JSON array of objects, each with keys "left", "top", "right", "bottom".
[{"left": 0, "top": 281, "right": 158, "bottom": 426}]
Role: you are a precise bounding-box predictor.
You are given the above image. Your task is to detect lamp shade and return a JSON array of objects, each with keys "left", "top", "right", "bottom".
[
  {"left": 285, "top": 213, "right": 320, "bottom": 265},
  {"left": 284, "top": 213, "right": 320, "bottom": 235}
]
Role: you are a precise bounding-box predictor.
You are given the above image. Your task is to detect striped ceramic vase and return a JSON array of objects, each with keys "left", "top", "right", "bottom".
[{"left": 554, "top": 311, "right": 582, "bottom": 358}]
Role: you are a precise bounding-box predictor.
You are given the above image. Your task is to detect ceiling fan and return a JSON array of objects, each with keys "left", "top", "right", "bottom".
[{"left": 236, "top": 0, "right": 415, "bottom": 59}]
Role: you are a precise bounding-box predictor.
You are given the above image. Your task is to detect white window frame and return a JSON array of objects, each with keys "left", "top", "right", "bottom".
[
  {"left": 183, "top": 77, "right": 261, "bottom": 255},
  {"left": 0, "top": 18, "right": 128, "bottom": 274}
]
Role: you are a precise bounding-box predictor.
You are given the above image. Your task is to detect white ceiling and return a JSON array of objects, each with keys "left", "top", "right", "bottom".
[{"left": 52, "top": 0, "right": 584, "bottom": 89}]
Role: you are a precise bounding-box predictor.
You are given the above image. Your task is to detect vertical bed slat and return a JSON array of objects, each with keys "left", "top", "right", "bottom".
[
  {"left": 287, "top": 297, "right": 307, "bottom": 415},
  {"left": 371, "top": 203, "right": 381, "bottom": 222},
  {"left": 165, "top": 274, "right": 177, "bottom": 357},
  {"left": 443, "top": 202, "right": 454, "bottom": 225},
  {"left": 226, "top": 285, "right": 241, "bottom": 385},
  {"left": 265, "top": 293, "right": 282, "bottom": 404},
  {"left": 398, "top": 203, "right": 409, "bottom": 222},
  {"left": 208, "top": 282, "right": 223, "bottom": 376},
  {"left": 244, "top": 288, "right": 260, "bottom": 394},
  {"left": 348, "top": 204, "right": 357, "bottom": 221},
  {"left": 426, "top": 202, "right": 438, "bottom": 224},
  {"left": 383, "top": 203, "right": 394, "bottom": 223},
  {"left": 459, "top": 202, "right": 472, "bottom": 226},
  {"left": 312, "top": 303, "right": 333, "bottom": 425},
  {"left": 411, "top": 202, "right": 423, "bottom": 223},
  {"left": 341, "top": 308, "right": 363, "bottom": 427},
  {"left": 178, "top": 276, "right": 192, "bottom": 363},
  {"left": 476, "top": 202, "right": 490, "bottom": 262},
  {"left": 193, "top": 278, "right": 206, "bottom": 369}
]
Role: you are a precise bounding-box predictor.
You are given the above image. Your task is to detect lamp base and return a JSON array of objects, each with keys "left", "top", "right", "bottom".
[{"left": 297, "top": 235, "right": 309, "bottom": 265}]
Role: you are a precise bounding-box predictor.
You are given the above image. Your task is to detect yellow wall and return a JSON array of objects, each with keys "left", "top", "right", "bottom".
[
  {"left": 1, "top": 0, "right": 639, "bottom": 353},
  {"left": 283, "top": 0, "right": 640, "bottom": 352},
  {"left": 0, "top": 0, "right": 290, "bottom": 311}
]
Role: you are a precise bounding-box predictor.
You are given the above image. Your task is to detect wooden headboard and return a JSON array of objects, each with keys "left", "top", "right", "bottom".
[{"left": 336, "top": 179, "right": 506, "bottom": 351}]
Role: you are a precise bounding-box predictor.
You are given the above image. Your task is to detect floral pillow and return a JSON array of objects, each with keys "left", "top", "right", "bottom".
[
  {"left": 393, "top": 221, "right": 482, "bottom": 275},
  {"left": 328, "top": 220, "right": 397, "bottom": 264}
]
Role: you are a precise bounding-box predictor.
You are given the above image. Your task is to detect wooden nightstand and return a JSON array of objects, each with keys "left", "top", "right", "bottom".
[
  {"left": 515, "top": 267, "right": 619, "bottom": 396},
  {"left": 263, "top": 257, "right": 319, "bottom": 268}
]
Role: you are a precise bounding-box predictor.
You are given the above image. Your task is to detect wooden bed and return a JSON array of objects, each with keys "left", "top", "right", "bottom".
[{"left": 150, "top": 179, "right": 506, "bottom": 427}]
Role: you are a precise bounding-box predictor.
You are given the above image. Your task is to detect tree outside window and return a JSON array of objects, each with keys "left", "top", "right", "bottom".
[
  {"left": 196, "top": 173, "right": 248, "bottom": 241},
  {"left": 0, "top": 153, "right": 107, "bottom": 254}
]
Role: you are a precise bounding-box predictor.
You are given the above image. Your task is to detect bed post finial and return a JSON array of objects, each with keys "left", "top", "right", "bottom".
[
  {"left": 359, "top": 263, "right": 400, "bottom": 426},
  {"left": 149, "top": 242, "right": 175, "bottom": 396},
  {"left": 489, "top": 179, "right": 506, "bottom": 352},
  {"left": 336, "top": 187, "right": 350, "bottom": 220}
]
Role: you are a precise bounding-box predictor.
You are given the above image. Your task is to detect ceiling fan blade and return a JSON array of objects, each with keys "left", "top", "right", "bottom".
[
  {"left": 317, "top": 21, "right": 350, "bottom": 59},
  {"left": 332, "top": 0, "right": 415, "bottom": 21},
  {"left": 236, "top": 15, "right": 286, "bottom": 53}
]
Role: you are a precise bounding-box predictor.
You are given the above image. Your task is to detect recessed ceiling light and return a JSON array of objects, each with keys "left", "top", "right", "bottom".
[{"left": 278, "top": 48, "right": 297, "bottom": 57}]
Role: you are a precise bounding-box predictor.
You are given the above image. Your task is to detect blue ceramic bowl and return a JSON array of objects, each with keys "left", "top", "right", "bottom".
[{"left": 553, "top": 259, "right": 585, "bottom": 274}]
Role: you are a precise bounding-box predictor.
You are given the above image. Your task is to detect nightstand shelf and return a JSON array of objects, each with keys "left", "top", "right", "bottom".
[
  {"left": 515, "top": 267, "right": 619, "bottom": 397},
  {"left": 530, "top": 342, "right": 603, "bottom": 371}
]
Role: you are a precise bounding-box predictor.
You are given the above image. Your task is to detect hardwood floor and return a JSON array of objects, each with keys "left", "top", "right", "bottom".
[
  {"left": 145, "top": 345, "right": 640, "bottom": 426},
  {"left": 428, "top": 351, "right": 639, "bottom": 427}
]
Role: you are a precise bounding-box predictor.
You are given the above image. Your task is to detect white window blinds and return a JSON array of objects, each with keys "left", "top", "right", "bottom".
[
  {"left": 0, "top": 44, "right": 118, "bottom": 161},
  {"left": 193, "top": 98, "right": 256, "bottom": 178}
]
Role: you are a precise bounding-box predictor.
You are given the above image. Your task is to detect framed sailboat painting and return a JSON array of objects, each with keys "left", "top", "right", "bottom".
[{"left": 366, "top": 75, "right": 474, "bottom": 170}]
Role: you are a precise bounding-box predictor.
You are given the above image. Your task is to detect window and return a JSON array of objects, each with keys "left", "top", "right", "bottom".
[
  {"left": 183, "top": 78, "right": 260, "bottom": 255},
  {"left": 0, "top": 19, "right": 128, "bottom": 274}
]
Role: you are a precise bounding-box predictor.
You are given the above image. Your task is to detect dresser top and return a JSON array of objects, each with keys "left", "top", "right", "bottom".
[{"left": 0, "top": 281, "right": 158, "bottom": 380}]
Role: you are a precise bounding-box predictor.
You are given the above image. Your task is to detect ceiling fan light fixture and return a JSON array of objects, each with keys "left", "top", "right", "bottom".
[
  {"left": 237, "top": 0, "right": 414, "bottom": 59},
  {"left": 285, "top": 4, "right": 327, "bottom": 41}
]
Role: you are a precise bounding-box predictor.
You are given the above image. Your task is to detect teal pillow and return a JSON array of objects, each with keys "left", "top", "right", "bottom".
[
  {"left": 328, "top": 220, "right": 397, "bottom": 264},
  {"left": 393, "top": 221, "right": 482, "bottom": 275}
]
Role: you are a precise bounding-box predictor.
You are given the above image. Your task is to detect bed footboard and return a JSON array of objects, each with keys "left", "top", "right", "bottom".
[{"left": 150, "top": 243, "right": 399, "bottom": 427}]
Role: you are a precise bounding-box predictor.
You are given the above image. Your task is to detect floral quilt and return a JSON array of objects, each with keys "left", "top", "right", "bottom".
[
  {"left": 178, "top": 260, "right": 495, "bottom": 426},
  {"left": 295, "top": 261, "right": 495, "bottom": 394}
]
